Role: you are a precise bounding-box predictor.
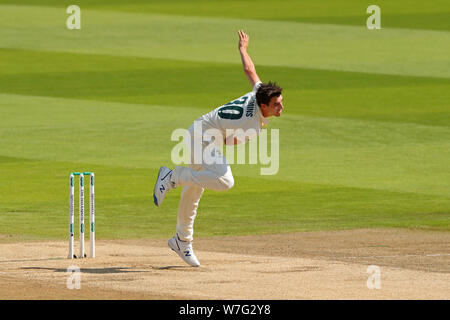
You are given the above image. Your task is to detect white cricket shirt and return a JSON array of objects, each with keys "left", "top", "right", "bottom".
[{"left": 199, "top": 82, "right": 269, "bottom": 144}]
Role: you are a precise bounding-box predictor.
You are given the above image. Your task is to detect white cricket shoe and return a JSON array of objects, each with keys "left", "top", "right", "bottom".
[
  {"left": 153, "top": 166, "right": 173, "bottom": 207},
  {"left": 168, "top": 234, "right": 200, "bottom": 267}
]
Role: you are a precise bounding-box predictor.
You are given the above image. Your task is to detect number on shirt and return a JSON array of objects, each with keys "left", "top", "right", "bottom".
[{"left": 218, "top": 96, "right": 248, "bottom": 120}]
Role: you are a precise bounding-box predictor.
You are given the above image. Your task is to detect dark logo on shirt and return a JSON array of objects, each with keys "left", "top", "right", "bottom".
[{"left": 246, "top": 97, "right": 256, "bottom": 117}]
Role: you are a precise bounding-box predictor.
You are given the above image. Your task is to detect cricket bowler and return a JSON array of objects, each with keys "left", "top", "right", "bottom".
[{"left": 153, "top": 30, "right": 284, "bottom": 267}]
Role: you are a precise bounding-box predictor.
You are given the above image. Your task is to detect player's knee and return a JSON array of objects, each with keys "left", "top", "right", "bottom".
[{"left": 218, "top": 174, "right": 234, "bottom": 191}]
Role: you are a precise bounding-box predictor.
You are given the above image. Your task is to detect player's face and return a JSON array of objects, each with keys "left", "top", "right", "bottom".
[{"left": 267, "top": 95, "right": 284, "bottom": 117}]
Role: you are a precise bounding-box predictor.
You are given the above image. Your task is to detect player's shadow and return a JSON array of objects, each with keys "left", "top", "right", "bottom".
[
  {"left": 152, "top": 265, "right": 188, "bottom": 270},
  {"left": 21, "top": 265, "right": 193, "bottom": 273},
  {"left": 21, "top": 266, "right": 145, "bottom": 274}
]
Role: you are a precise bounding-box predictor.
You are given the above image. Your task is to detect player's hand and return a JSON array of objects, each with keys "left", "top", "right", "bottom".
[{"left": 238, "top": 30, "right": 249, "bottom": 51}]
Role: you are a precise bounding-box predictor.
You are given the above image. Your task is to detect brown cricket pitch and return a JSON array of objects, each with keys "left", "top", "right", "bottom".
[{"left": 0, "top": 228, "right": 449, "bottom": 299}]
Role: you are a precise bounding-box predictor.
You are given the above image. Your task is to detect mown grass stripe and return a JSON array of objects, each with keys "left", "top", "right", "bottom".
[
  {"left": 0, "top": 92, "right": 449, "bottom": 197},
  {"left": 0, "top": 49, "right": 449, "bottom": 128},
  {"left": 0, "top": 0, "right": 448, "bottom": 31},
  {"left": 0, "top": 5, "right": 449, "bottom": 78},
  {"left": 0, "top": 158, "right": 449, "bottom": 241}
]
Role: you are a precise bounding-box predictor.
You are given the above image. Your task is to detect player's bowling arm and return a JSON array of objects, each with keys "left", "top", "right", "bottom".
[{"left": 238, "top": 30, "right": 261, "bottom": 88}]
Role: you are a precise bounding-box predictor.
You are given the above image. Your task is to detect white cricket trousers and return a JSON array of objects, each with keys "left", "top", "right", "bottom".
[{"left": 170, "top": 123, "right": 234, "bottom": 242}]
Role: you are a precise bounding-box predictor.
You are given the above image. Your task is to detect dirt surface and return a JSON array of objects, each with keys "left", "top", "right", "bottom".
[{"left": 0, "top": 229, "right": 449, "bottom": 300}]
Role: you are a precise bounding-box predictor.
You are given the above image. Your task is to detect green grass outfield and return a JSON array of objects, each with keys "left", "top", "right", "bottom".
[{"left": 0, "top": 0, "right": 449, "bottom": 241}]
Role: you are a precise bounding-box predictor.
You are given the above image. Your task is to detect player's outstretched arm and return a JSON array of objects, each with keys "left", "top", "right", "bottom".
[{"left": 238, "top": 30, "right": 261, "bottom": 88}]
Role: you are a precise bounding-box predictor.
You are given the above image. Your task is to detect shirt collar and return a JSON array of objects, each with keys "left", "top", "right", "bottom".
[{"left": 257, "top": 103, "right": 270, "bottom": 127}]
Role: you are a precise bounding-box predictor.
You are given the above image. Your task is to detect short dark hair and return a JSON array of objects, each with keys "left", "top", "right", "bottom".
[{"left": 256, "top": 82, "right": 283, "bottom": 106}]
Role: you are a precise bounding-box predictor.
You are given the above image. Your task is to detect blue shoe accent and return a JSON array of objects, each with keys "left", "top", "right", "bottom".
[{"left": 153, "top": 193, "right": 158, "bottom": 206}]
